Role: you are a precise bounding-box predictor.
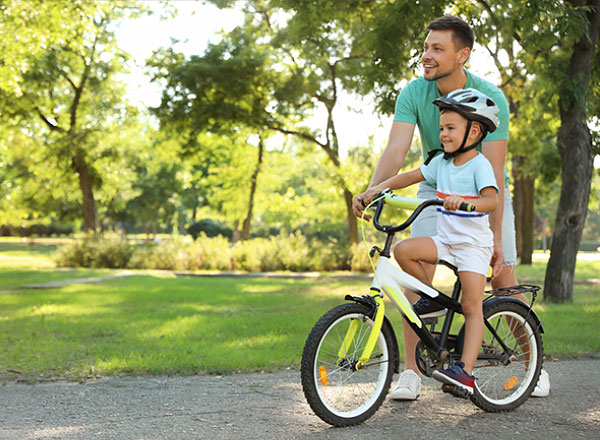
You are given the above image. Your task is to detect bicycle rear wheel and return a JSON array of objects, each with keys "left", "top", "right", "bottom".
[
  {"left": 301, "top": 303, "right": 396, "bottom": 426},
  {"left": 471, "top": 300, "right": 543, "bottom": 411}
]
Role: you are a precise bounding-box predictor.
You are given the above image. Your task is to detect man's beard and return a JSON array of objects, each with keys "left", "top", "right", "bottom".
[{"left": 423, "top": 61, "right": 459, "bottom": 82}]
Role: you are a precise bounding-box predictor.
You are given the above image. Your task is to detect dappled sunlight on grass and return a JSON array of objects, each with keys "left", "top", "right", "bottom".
[
  {"left": 143, "top": 314, "right": 208, "bottom": 340},
  {"left": 1, "top": 267, "right": 598, "bottom": 379},
  {"left": 225, "top": 333, "right": 287, "bottom": 349},
  {"left": 0, "top": 254, "right": 55, "bottom": 269}
]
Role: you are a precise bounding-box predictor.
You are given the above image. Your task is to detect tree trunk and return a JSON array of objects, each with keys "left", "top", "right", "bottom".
[
  {"left": 343, "top": 188, "right": 359, "bottom": 244},
  {"left": 72, "top": 150, "right": 97, "bottom": 233},
  {"left": 512, "top": 155, "right": 535, "bottom": 264},
  {"left": 544, "top": 0, "right": 599, "bottom": 303},
  {"left": 232, "top": 220, "right": 241, "bottom": 244},
  {"left": 242, "top": 136, "right": 264, "bottom": 241}
]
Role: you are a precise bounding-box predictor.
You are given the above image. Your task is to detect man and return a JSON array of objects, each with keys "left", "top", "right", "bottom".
[{"left": 352, "top": 15, "right": 550, "bottom": 400}]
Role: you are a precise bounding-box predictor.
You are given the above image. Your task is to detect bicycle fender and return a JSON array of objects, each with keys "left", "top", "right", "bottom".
[
  {"left": 382, "top": 317, "right": 401, "bottom": 374},
  {"left": 344, "top": 294, "right": 377, "bottom": 319},
  {"left": 345, "top": 294, "right": 400, "bottom": 373},
  {"left": 483, "top": 296, "right": 545, "bottom": 334}
]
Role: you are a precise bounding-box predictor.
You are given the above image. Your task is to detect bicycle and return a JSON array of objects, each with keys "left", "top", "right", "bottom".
[{"left": 300, "top": 190, "right": 544, "bottom": 426}]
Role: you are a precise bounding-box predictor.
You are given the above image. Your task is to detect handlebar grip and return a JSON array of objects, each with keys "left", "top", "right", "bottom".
[{"left": 459, "top": 202, "right": 476, "bottom": 212}]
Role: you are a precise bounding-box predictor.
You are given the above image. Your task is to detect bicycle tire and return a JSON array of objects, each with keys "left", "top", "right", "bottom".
[
  {"left": 301, "top": 303, "right": 396, "bottom": 426},
  {"left": 470, "top": 300, "right": 543, "bottom": 412}
]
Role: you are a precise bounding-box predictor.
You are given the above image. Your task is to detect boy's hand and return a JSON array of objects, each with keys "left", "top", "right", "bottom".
[{"left": 443, "top": 195, "right": 466, "bottom": 212}]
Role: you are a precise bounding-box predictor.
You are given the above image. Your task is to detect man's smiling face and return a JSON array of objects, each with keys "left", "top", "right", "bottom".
[{"left": 422, "top": 30, "right": 468, "bottom": 82}]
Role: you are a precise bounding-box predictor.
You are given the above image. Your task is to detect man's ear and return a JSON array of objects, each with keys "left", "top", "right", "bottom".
[{"left": 458, "top": 47, "right": 471, "bottom": 65}]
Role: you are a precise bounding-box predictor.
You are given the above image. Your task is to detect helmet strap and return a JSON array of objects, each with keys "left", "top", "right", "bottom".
[{"left": 442, "top": 120, "right": 478, "bottom": 160}]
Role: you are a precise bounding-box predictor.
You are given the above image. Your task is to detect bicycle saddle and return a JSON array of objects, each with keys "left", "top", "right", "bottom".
[{"left": 438, "top": 256, "right": 459, "bottom": 274}]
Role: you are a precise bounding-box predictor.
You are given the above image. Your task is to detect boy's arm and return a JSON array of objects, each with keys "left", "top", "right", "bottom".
[
  {"left": 362, "top": 168, "right": 425, "bottom": 206},
  {"left": 443, "top": 186, "right": 498, "bottom": 213}
]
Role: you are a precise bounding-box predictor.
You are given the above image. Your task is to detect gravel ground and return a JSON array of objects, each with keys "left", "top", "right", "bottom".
[{"left": 1, "top": 359, "right": 599, "bottom": 440}]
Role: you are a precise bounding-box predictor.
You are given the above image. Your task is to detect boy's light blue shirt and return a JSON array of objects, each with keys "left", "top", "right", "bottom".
[{"left": 420, "top": 153, "right": 498, "bottom": 246}]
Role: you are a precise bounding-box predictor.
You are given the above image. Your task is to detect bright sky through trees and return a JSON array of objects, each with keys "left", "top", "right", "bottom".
[{"left": 115, "top": 1, "right": 600, "bottom": 166}]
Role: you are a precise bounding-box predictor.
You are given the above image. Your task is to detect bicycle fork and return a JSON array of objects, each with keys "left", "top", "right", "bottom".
[{"left": 337, "top": 293, "right": 385, "bottom": 370}]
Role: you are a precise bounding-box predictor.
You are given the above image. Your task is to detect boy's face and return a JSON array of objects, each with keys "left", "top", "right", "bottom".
[
  {"left": 422, "top": 30, "right": 469, "bottom": 81},
  {"left": 439, "top": 110, "right": 470, "bottom": 153}
]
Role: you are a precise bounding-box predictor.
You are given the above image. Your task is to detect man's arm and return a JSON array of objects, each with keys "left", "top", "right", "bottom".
[
  {"left": 352, "top": 121, "right": 416, "bottom": 219},
  {"left": 481, "top": 139, "right": 507, "bottom": 276}
]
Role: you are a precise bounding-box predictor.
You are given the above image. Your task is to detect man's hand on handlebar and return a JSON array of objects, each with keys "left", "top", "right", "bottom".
[{"left": 352, "top": 186, "right": 387, "bottom": 221}]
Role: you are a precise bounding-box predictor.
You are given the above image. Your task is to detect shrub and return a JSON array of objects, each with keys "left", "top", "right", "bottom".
[
  {"left": 54, "top": 237, "right": 133, "bottom": 268},
  {"left": 350, "top": 242, "right": 379, "bottom": 272},
  {"left": 309, "top": 239, "right": 352, "bottom": 271},
  {"left": 230, "top": 238, "right": 270, "bottom": 272},
  {"left": 0, "top": 223, "right": 74, "bottom": 237},
  {"left": 54, "top": 233, "right": 374, "bottom": 273},
  {"left": 274, "top": 232, "right": 312, "bottom": 271},
  {"left": 187, "top": 234, "right": 232, "bottom": 270},
  {"left": 129, "top": 239, "right": 188, "bottom": 270},
  {"left": 187, "top": 219, "right": 232, "bottom": 240}
]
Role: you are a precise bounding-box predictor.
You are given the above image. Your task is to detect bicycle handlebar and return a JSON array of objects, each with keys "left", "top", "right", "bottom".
[{"left": 371, "top": 191, "right": 475, "bottom": 234}]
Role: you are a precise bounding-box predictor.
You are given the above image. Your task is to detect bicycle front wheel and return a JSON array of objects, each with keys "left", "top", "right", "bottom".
[
  {"left": 301, "top": 303, "right": 396, "bottom": 426},
  {"left": 471, "top": 300, "right": 543, "bottom": 412}
]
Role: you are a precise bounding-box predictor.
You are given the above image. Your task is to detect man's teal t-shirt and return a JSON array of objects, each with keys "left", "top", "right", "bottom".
[{"left": 394, "top": 69, "right": 510, "bottom": 180}]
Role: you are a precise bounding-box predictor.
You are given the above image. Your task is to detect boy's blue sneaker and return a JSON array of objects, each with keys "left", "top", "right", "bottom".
[
  {"left": 432, "top": 361, "right": 476, "bottom": 396},
  {"left": 412, "top": 297, "right": 447, "bottom": 318}
]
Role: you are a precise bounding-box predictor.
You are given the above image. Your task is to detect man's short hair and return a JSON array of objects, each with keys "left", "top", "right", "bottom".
[{"left": 426, "top": 16, "right": 474, "bottom": 50}]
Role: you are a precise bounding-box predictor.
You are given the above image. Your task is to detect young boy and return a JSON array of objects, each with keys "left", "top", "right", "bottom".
[{"left": 363, "top": 88, "right": 499, "bottom": 395}]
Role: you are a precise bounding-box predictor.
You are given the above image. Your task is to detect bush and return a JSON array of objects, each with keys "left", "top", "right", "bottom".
[
  {"left": 54, "top": 237, "right": 133, "bottom": 268},
  {"left": 0, "top": 223, "right": 74, "bottom": 237},
  {"left": 350, "top": 242, "right": 380, "bottom": 272},
  {"left": 187, "top": 219, "right": 232, "bottom": 240},
  {"left": 185, "top": 234, "right": 232, "bottom": 271},
  {"left": 308, "top": 239, "right": 351, "bottom": 271},
  {"left": 54, "top": 234, "right": 371, "bottom": 272},
  {"left": 129, "top": 239, "right": 188, "bottom": 270}
]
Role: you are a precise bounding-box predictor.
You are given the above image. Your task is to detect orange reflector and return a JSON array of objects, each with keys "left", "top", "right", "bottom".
[
  {"left": 504, "top": 376, "right": 518, "bottom": 390},
  {"left": 319, "top": 366, "right": 328, "bottom": 386}
]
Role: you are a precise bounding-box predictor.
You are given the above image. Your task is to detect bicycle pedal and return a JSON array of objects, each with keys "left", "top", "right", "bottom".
[{"left": 441, "top": 384, "right": 471, "bottom": 399}]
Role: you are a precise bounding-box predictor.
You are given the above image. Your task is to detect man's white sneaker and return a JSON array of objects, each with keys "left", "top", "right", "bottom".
[
  {"left": 389, "top": 370, "right": 421, "bottom": 400},
  {"left": 531, "top": 368, "right": 550, "bottom": 397}
]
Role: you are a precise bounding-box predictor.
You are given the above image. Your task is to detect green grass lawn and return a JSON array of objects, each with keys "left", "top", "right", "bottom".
[
  {"left": 0, "top": 241, "right": 111, "bottom": 286},
  {"left": 0, "top": 241, "right": 58, "bottom": 270},
  {"left": 0, "top": 241, "right": 598, "bottom": 381}
]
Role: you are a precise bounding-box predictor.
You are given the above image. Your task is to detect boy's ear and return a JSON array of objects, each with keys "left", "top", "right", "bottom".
[{"left": 469, "top": 123, "right": 481, "bottom": 138}]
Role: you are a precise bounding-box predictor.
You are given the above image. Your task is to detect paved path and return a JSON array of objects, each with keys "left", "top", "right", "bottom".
[{"left": 1, "top": 360, "right": 598, "bottom": 440}]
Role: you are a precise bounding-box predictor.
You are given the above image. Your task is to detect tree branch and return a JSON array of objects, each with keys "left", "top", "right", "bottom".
[
  {"left": 265, "top": 122, "right": 327, "bottom": 150},
  {"left": 475, "top": 0, "right": 522, "bottom": 44},
  {"left": 35, "top": 107, "right": 67, "bottom": 133},
  {"left": 57, "top": 68, "right": 77, "bottom": 91},
  {"left": 69, "top": 17, "right": 106, "bottom": 131}
]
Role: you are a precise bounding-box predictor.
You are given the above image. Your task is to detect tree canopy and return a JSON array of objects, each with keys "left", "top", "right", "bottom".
[{"left": 0, "top": 0, "right": 598, "bottom": 302}]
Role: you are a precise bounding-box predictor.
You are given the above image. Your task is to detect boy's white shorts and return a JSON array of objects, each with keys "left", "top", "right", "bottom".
[
  {"left": 412, "top": 182, "right": 517, "bottom": 266},
  {"left": 431, "top": 236, "right": 493, "bottom": 277}
]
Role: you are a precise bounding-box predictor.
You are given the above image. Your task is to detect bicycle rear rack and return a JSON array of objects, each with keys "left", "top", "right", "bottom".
[{"left": 485, "top": 283, "right": 540, "bottom": 299}]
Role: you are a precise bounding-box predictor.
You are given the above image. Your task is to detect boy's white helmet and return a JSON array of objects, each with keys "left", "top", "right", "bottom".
[{"left": 433, "top": 88, "right": 500, "bottom": 133}]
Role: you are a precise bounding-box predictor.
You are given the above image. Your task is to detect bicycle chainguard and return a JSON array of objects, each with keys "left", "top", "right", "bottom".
[{"left": 441, "top": 384, "right": 471, "bottom": 400}]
